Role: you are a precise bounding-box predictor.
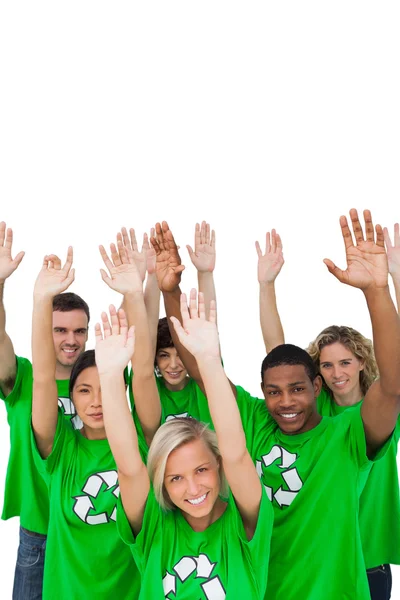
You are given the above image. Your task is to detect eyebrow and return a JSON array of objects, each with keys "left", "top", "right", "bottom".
[
  {"left": 265, "top": 381, "right": 306, "bottom": 388},
  {"left": 76, "top": 383, "right": 92, "bottom": 388},
  {"left": 165, "top": 461, "right": 211, "bottom": 478},
  {"left": 320, "top": 357, "right": 353, "bottom": 363}
]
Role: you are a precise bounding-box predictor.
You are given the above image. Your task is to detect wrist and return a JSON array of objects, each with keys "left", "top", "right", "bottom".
[
  {"left": 124, "top": 290, "right": 144, "bottom": 300},
  {"left": 259, "top": 281, "right": 276, "bottom": 290},
  {"left": 98, "top": 370, "right": 126, "bottom": 382},
  {"left": 33, "top": 293, "right": 54, "bottom": 306},
  {"left": 198, "top": 270, "right": 214, "bottom": 278},
  {"left": 363, "top": 285, "right": 391, "bottom": 302},
  {"left": 196, "top": 355, "right": 222, "bottom": 370}
]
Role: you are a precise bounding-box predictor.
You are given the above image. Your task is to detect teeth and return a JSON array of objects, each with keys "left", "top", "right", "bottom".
[
  {"left": 280, "top": 413, "right": 298, "bottom": 419},
  {"left": 187, "top": 494, "right": 207, "bottom": 505},
  {"left": 63, "top": 349, "right": 76, "bottom": 353},
  {"left": 334, "top": 381, "right": 346, "bottom": 385}
]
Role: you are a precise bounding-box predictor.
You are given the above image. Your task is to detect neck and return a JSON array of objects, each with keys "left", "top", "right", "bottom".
[
  {"left": 332, "top": 385, "right": 362, "bottom": 407},
  {"left": 80, "top": 425, "right": 107, "bottom": 441},
  {"left": 164, "top": 376, "right": 190, "bottom": 392},
  {"left": 55, "top": 361, "right": 73, "bottom": 380},
  {"left": 182, "top": 496, "right": 227, "bottom": 532}
]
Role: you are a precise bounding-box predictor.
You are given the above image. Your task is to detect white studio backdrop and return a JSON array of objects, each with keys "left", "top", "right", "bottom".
[{"left": 0, "top": 1, "right": 399, "bottom": 596}]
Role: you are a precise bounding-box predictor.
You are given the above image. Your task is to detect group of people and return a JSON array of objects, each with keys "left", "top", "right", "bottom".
[{"left": 0, "top": 211, "right": 399, "bottom": 600}]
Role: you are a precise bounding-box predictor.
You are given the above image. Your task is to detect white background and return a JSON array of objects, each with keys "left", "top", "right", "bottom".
[{"left": 0, "top": 1, "right": 399, "bottom": 596}]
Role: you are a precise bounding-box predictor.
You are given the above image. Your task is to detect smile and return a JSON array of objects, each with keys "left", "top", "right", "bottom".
[
  {"left": 279, "top": 413, "right": 299, "bottom": 419},
  {"left": 186, "top": 493, "right": 207, "bottom": 506}
]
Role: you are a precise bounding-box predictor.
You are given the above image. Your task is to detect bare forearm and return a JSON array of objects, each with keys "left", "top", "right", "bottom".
[
  {"left": 144, "top": 273, "right": 160, "bottom": 357},
  {"left": 260, "top": 282, "right": 285, "bottom": 353},
  {"left": 197, "top": 357, "right": 246, "bottom": 460},
  {"left": 100, "top": 373, "right": 145, "bottom": 477},
  {"left": 0, "top": 282, "right": 16, "bottom": 388},
  {"left": 198, "top": 272, "right": 216, "bottom": 320},
  {"left": 391, "top": 276, "right": 400, "bottom": 315},
  {"left": 365, "top": 286, "right": 400, "bottom": 395},
  {"left": 32, "top": 296, "right": 56, "bottom": 381}
]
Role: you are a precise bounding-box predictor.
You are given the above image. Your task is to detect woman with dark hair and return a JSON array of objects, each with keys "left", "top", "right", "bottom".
[{"left": 30, "top": 246, "right": 152, "bottom": 599}]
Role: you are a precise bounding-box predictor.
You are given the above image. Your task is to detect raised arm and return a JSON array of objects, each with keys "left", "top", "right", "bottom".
[
  {"left": 119, "top": 227, "right": 160, "bottom": 357},
  {"left": 99, "top": 241, "right": 161, "bottom": 443},
  {"left": 95, "top": 306, "right": 150, "bottom": 535},
  {"left": 256, "top": 229, "right": 285, "bottom": 353},
  {"left": 170, "top": 290, "right": 262, "bottom": 539},
  {"left": 0, "top": 222, "right": 25, "bottom": 396},
  {"left": 324, "top": 209, "right": 400, "bottom": 457},
  {"left": 32, "top": 249, "right": 75, "bottom": 458},
  {"left": 187, "top": 221, "right": 216, "bottom": 320},
  {"left": 383, "top": 223, "right": 400, "bottom": 313}
]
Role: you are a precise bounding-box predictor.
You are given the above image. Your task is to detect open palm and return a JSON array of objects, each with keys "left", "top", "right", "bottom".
[
  {"left": 151, "top": 222, "right": 185, "bottom": 292},
  {"left": 99, "top": 242, "right": 143, "bottom": 295},
  {"left": 95, "top": 306, "right": 135, "bottom": 375},
  {"left": 34, "top": 249, "right": 74, "bottom": 297}
]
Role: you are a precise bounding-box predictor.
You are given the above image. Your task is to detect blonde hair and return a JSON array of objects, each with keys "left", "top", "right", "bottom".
[
  {"left": 306, "top": 325, "right": 378, "bottom": 396},
  {"left": 147, "top": 418, "right": 228, "bottom": 511}
]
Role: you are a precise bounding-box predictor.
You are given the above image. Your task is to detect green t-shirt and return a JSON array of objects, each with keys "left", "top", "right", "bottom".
[
  {"left": 32, "top": 413, "right": 140, "bottom": 600},
  {"left": 129, "top": 373, "right": 270, "bottom": 456},
  {"left": 0, "top": 356, "right": 77, "bottom": 533},
  {"left": 317, "top": 388, "right": 400, "bottom": 568},
  {"left": 118, "top": 486, "right": 273, "bottom": 600},
  {"left": 251, "top": 404, "right": 390, "bottom": 600}
]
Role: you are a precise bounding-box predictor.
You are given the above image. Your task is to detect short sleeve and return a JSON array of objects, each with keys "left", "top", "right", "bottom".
[
  {"left": 117, "top": 487, "right": 163, "bottom": 573},
  {"left": 344, "top": 404, "right": 394, "bottom": 470},
  {"left": 31, "top": 410, "right": 74, "bottom": 480},
  {"left": 0, "top": 356, "right": 31, "bottom": 406}
]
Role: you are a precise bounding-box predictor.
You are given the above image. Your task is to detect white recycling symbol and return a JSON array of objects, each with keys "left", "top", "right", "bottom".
[
  {"left": 163, "top": 554, "right": 226, "bottom": 599},
  {"left": 165, "top": 412, "right": 189, "bottom": 422},
  {"left": 58, "top": 396, "right": 83, "bottom": 430},
  {"left": 73, "top": 470, "right": 119, "bottom": 525},
  {"left": 257, "top": 445, "right": 303, "bottom": 508}
]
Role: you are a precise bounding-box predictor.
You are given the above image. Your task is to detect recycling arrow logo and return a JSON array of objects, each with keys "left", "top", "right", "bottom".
[
  {"left": 256, "top": 445, "right": 303, "bottom": 508},
  {"left": 163, "top": 553, "right": 226, "bottom": 599},
  {"left": 165, "top": 412, "right": 189, "bottom": 422},
  {"left": 72, "top": 470, "right": 119, "bottom": 525},
  {"left": 58, "top": 396, "right": 83, "bottom": 430}
]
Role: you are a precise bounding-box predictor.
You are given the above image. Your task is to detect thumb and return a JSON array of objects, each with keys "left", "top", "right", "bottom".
[
  {"left": 323, "top": 259, "right": 345, "bottom": 282},
  {"left": 186, "top": 245, "right": 195, "bottom": 261}
]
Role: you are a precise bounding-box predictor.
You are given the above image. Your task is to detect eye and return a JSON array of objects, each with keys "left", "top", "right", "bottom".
[
  {"left": 76, "top": 329, "right": 87, "bottom": 335},
  {"left": 78, "top": 387, "right": 90, "bottom": 394},
  {"left": 170, "top": 475, "right": 181, "bottom": 483},
  {"left": 320, "top": 363, "right": 331, "bottom": 369},
  {"left": 268, "top": 390, "right": 279, "bottom": 396},
  {"left": 197, "top": 467, "right": 207, "bottom": 473},
  {"left": 293, "top": 387, "right": 305, "bottom": 393},
  {"left": 54, "top": 328, "right": 66, "bottom": 333},
  {"left": 341, "top": 361, "right": 351, "bottom": 365}
]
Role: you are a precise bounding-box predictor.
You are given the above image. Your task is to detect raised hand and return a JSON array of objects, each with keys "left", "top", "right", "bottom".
[
  {"left": 383, "top": 224, "right": 400, "bottom": 280},
  {"left": 117, "top": 227, "right": 155, "bottom": 282},
  {"left": 324, "top": 209, "right": 388, "bottom": 291},
  {"left": 170, "top": 289, "right": 220, "bottom": 362},
  {"left": 0, "top": 222, "right": 25, "bottom": 284},
  {"left": 99, "top": 241, "right": 143, "bottom": 295},
  {"left": 151, "top": 221, "right": 185, "bottom": 292},
  {"left": 186, "top": 221, "right": 216, "bottom": 273},
  {"left": 255, "top": 229, "right": 284, "bottom": 283},
  {"left": 33, "top": 248, "right": 75, "bottom": 298},
  {"left": 94, "top": 306, "right": 135, "bottom": 375}
]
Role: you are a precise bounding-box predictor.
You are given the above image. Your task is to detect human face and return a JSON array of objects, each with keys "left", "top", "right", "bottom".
[
  {"left": 156, "top": 346, "right": 188, "bottom": 390},
  {"left": 261, "top": 364, "right": 322, "bottom": 435},
  {"left": 72, "top": 366, "right": 105, "bottom": 438},
  {"left": 52, "top": 309, "right": 88, "bottom": 368},
  {"left": 164, "top": 439, "right": 222, "bottom": 527},
  {"left": 319, "top": 342, "right": 364, "bottom": 401}
]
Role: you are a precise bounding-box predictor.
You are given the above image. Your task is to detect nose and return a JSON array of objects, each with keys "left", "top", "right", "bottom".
[
  {"left": 279, "top": 392, "right": 296, "bottom": 408},
  {"left": 332, "top": 365, "right": 343, "bottom": 379},
  {"left": 169, "top": 355, "right": 178, "bottom": 369},
  {"left": 92, "top": 391, "right": 102, "bottom": 408},
  {"left": 65, "top": 331, "right": 77, "bottom": 346},
  {"left": 186, "top": 477, "right": 200, "bottom": 497}
]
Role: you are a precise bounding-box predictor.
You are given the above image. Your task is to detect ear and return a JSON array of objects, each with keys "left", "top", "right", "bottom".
[
  {"left": 260, "top": 381, "right": 265, "bottom": 395},
  {"left": 358, "top": 360, "right": 365, "bottom": 372},
  {"left": 313, "top": 375, "right": 323, "bottom": 398}
]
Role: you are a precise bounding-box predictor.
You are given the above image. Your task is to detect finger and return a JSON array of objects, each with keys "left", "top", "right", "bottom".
[
  {"left": 150, "top": 227, "right": 155, "bottom": 238},
  {"left": 209, "top": 299, "right": 217, "bottom": 324},
  {"left": 62, "top": 246, "right": 73, "bottom": 272},
  {"left": 121, "top": 227, "right": 131, "bottom": 250},
  {"left": 188, "top": 288, "right": 199, "bottom": 320},
  {"left": 109, "top": 304, "right": 119, "bottom": 336},
  {"left": 101, "top": 311, "right": 112, "bottom": 338},
  {"left": 339, "top": 215, "right": 354, "bottom": 250},
  {"left": 186, "top": 245, "right": 195, "bottom": 261},
  {"left": 383, "top": 227, "right": 392, "bottom": 249},
  {"left": 161, "top": 221, "right": 171, "bottom": 252},
  {"left": 129, "top": 228, "right": 138, "bottom": 252},
  {"left": 363, "top": 210, "right": 374, "bottom": 243},
  {"left": 94, "top": 322, "right": 103, "bottom": 344},
  {"left": 142, "top": 232, "right": 150, "bottom": 251},
  {"left": 155, "top": 222, "right": 165, "bottom": 251},
  {"left": 266, "top": 231, "right": 271, "bottom": 253},
  {"left": 100, "top": 269, "right": 114, "bottom": 289},
  {"left": 64, "top": 268, "right": 75, "bottom": 288},
  {"left": 271, "top": 229, "right": 277, "bottom": 253},
  {"left": 375, "top": 224, "right": 385, "bottom": 248},
  {"left": 194, "top": 223, "right": 201, "bottom": 250},
  {"left": 394, "top": 223, "right": 400, "bottom": 247},
  {"left": 110, "top": 243, "right": 122, "bottom": 267},
  {"left": 0, "top": 222, "right": 5, "bottom": 246},
  {"left": 4, "top": 227, "right": 13, "bottom": 250},
  {"left": 323, "top": 258, "right": 347, "bottom": 283},
  {"left": 151, "top": 237, "right": 161, "bottom": 256},
  {"left": 200, "top": 221, "right": 206, "bottom": 246},
  {"left": 12, "top": 251, "right": 25, "bottom": 268},
  {"left": 118, "top": 308, "right": 128, "bottom": 335},
  {"left": 99, "top": 245, "right": 115, "bottom": 273},
  {"left": 179, "top": 293, "right": 190, "bottom": 327},
  {"left": 170, "top": 316, "right": 186, "bottom": 343},
  {"left": 117, "top": 240, "right": 129, "bottom": 264},
  {"left": 205, "top": 222, "right": 210, "bottom": 246},
  {"left": 349, "top": 209, "right": 364, "bottom": 245},
  {"left": 146, "top": 247, "right": 156, "bottom": 273},
  {"left": 198, "top": 291, "right": 206, "bottom": 320},
  {"left": 276, "top": 233, "right": 283, "bottom": 252},
  {"left": 175, "top": 265, "right": 185, "bottom": 274},
  {"left": 255, "top": 241, "right": 262, "bottom": 258},
  {"left": 211, "top": 229, "right": 216, "bottom": 248},
  {"left": 42, "top": 256, "right": 49, "bottom": 269},
  {"left": 116, "top": 232, "right": 123, "bottom": 246}
]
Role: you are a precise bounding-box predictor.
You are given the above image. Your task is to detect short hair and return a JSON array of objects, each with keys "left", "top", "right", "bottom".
[
  {"left": 261, "top": 344, "right": 318, "bottom": 383},
  {"left": 147, "top": 418, "right": 228, "bottom": 511},
  {"left": 53, "top": 292, "right": 90, "bottom": 324},
  {"left": 306, "top": 325, "right": 378, "bottom": 396},
  {"left": 69, "top": 349, "right": 96, "bottom": 398},
  {"left": 155, "top": 317, "right": 174, "bottom": 356}
]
